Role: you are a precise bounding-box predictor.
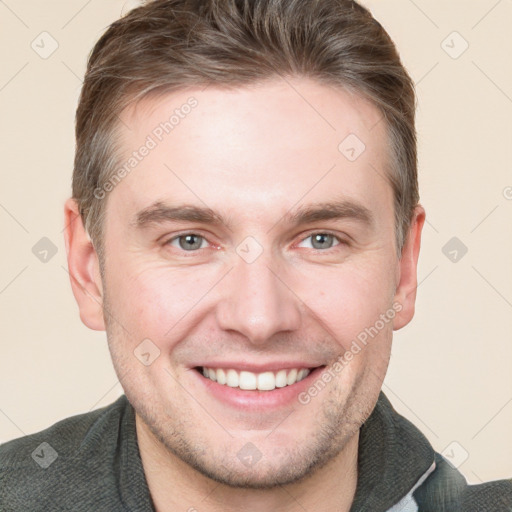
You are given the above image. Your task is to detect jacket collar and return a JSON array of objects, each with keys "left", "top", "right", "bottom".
[{"left": 349, "top": 391, "right": 436, "bottom": 512}]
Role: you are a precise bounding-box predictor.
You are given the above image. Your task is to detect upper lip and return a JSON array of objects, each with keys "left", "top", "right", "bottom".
[{"left": 193, "top": 361, "right": 326, "bottom": 372}]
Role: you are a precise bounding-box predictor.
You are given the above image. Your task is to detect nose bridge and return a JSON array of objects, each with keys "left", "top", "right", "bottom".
[{"left": 215, "top": 247, "right": 301, "bottom": 344}]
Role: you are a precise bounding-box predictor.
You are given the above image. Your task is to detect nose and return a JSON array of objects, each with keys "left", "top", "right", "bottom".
[{"left": 215, "top": 252, "right": 302, "bottom": 345}]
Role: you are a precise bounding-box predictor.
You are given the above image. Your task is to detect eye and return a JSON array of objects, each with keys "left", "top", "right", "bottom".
[
  {"left": 297, "top": 232, "right": 342, "bottom": 250},
  {"left": 167, "top": 233, "right": 208, "bottom": 251}
]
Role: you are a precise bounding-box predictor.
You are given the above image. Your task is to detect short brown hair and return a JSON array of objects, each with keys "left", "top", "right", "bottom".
[{"left": 73, "top": 0, "right": 419, "bottom": 264}]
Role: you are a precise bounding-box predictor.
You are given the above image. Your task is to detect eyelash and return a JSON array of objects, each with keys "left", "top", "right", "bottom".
[{"left": 163, "top": 231, "right": 348, "bottom": 254}]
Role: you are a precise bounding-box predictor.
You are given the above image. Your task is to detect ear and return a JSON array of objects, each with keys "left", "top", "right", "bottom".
[
  {"left": 63, "top": 198, "right": 105, "bottom": 331},
  {"left": 392, "top": 205, "right": 426, "bottom": 331}
]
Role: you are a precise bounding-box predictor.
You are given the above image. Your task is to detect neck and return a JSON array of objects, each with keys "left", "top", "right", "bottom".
[{"left": 136, "top": 413, "right": 359, "bottom": 512}]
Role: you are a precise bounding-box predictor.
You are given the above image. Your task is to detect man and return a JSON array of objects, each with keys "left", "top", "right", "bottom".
[{"left": 1, "top": 0, "right": 511, "bottom": 510}]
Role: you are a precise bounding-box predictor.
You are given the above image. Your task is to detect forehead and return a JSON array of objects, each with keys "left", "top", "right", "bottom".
[{"left": 110, "top": 78, "right": 392, "bottom": 228}]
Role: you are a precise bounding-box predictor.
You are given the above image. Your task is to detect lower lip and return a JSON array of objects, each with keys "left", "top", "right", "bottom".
[{"left": 192, "top": 366, "right": 326, "bottom": 412}]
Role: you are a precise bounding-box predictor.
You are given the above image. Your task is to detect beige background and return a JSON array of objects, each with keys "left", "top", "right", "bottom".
[{"left": 1, "top": 0, "right": 511, "bottom": 483}]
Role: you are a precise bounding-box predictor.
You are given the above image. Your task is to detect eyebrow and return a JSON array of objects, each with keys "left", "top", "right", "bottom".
[
  {"left": 133, "top": 202, "right": 227, "bottom": 229},
  {"left": 283, "top": 200, "right": 374, "bottom": 229},
  {"left": 132, "top": 199, "right": 374, "bottom": 231}
]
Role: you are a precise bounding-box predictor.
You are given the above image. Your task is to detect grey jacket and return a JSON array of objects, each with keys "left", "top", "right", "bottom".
[{"left": 1, "top": 392, "right": 511, "bottom": 511}]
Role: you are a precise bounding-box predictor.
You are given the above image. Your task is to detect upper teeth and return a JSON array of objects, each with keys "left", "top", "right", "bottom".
[{"left": 201, "top": 367, "right": 311, "bottom": 391}]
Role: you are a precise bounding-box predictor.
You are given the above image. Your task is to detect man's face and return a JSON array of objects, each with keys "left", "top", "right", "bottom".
[{"left": 94, "top": 79, "right": 418, "bottom": 487}]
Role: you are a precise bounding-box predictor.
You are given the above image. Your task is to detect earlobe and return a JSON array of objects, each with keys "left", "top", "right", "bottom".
[
  {"left": 392, "top": 205, "right": 426, "bottom": 331},
  {"left": 63, "top": 198, "right": 106, "bottom": 331}
]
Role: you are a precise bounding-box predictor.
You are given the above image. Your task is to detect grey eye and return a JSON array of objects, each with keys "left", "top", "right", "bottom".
[
  {"left": 169, "top": 234, "right": 207, "bottom": 251},
  {"left": 311, "top": 233, "right": 336, "bottom": 249},
  {"left": 298, "top": 233, "right": 340, "bottom": 250}
]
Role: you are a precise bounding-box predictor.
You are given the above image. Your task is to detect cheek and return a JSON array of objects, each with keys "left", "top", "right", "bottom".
[
  {"left": 107, "top": 262, "right": 217, "bottom": 341},
  {"left": 291, "top": 260, "right": 395, "bottom": 348}
]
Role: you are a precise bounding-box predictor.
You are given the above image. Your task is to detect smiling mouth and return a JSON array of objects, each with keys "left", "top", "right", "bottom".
[{"left": 194, "top": 366, "right": 325, "bottom": 391}]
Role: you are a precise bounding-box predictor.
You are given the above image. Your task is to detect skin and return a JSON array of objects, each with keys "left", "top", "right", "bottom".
[{"left": 64, "top": 78, "right": 425, "bottom": 512}]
